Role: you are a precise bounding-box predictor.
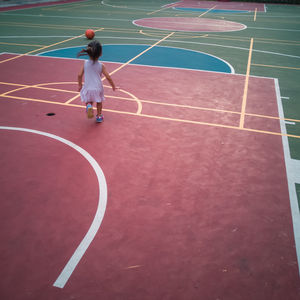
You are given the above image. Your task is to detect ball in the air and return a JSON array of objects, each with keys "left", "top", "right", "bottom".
[{"left": 85, "top": 29, "right": 95, "bottom": 40}]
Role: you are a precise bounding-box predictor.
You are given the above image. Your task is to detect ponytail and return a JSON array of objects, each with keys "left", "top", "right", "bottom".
[{"left": 77, "top": 41, "right": 102, "bottom": 63}]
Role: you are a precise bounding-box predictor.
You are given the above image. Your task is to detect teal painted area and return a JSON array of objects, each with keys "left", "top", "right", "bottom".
[
  {"left": 129, "top": 45, "right": 232, "bottom": 73},
  {"left": 39, "top": 44, "right": 233, "bottom": 73},
  {"left": 39, "top": 45, "right": 148, "bottom": 63},
  {"left": 174, "top": 7, "right": 249, "bottom": 13}
]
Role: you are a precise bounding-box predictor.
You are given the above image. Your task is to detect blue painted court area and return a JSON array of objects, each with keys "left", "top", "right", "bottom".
[
  {"left": 174, "top": 7, "right": 249, "bottom": 13},
  {"left": 39, "top": 44, "right": 233, "bottom": 73}
]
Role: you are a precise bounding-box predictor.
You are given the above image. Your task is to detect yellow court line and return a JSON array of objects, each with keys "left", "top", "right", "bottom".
[
  {"left": 246, "top": 112, "right": 300, "bottom": 124},
  {"left": 1, "top": 81, "right": 299, "bottom": 124},
  {"left": 138, "top": 113, "right": 300, "bottom": 139},
  {"left": 99, "top": 27, "right": 300, "bottom": 45},
  {"left": 0, "top": 28, "right": 104, "bottom": 65},
  {"left": 109, "top": 94, "right": 300, "bottom": 124},
  {"left": 0, "top": 42, "right": 45, "bottom": 47},
  {"left": 55, "top": 3, "right": 92, "bottom": 11},
  {"left": 196, "top": 32, "right": 300, "bottom": 46},
  {"left": 139, "top": 29, "right": 208, "bottom": 39},
  {"left": 252, "top": 63, "right": 300, "bottom": 70},
  {"left": 239, "top": 38, "right": 254, "bottom": 129},
  {"left": 254, "top": 8, "right": 257, "bottom": 22},
  {"left": 147, "top": 3, "right": 177, "bottom": 15},
  {"left": 110, "top": 94, "right": 242, "bottom": 116},
  {"left": 0, "top": 21, "right": 89, "bottom": 31},
  {"left": 0, "top": 80, "right": 142, "bottom": 113},
  {"left": 0, "top": 83, "right": 77, "bottom": 97},
  {"left": 1, "top": 86, "right": 28, "bottom": 96},
  {"left": 4, "top": 21, "right": 296, "bottom": 46},
  {"left": 108, "top": 31, "right": 175, "bottom": 76},
  {"left": 139, "top": 29, "right": 166, "bottom": 38},
  {"left": 0, "top": 81, "right": 27, "bottom": 87},
  {"left": 198, "top": 5, "right": 217, "bottom": 17},
  {"left": 64, "top": 88, "right": 143, "bottom": 114},
  {"left": 33, "top": 82, "right": 78, "bottom": 94},
  {"left": 65, "top": 94, "right": 80, "bottom": 104},
  {"left": 1, "top": 93, "right": 300, "bottom": 139},
  {"left": 117, "top": 88, "right": 143, "bottom": 115}
]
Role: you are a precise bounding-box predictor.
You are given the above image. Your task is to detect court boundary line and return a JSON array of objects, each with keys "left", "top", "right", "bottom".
[
  {"left": 240, "top": 37, "right": 253, "bottom": 128},
  {"left": 275, "top": 79, "right": 300, "bottom": 275},
  {"left": 0, "top": 126, "right": 108, "bottom": 288}
]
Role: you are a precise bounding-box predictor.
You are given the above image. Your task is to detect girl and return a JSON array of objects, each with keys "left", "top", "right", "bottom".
[{"left": 78, "top": 40, "right": 116, "bottom": 123}]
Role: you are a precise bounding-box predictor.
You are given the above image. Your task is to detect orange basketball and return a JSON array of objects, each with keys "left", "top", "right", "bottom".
[{"left": 85, "top": 29, "right": 95, "bottom": 40}]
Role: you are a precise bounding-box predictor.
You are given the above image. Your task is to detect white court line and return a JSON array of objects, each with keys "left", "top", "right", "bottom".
[
  {"left": 4, "top": 12, "right": 300, "bottom": 19},
  {"left": 132, "top": 18, "right": 247, "bottom": 33},
  {"left": 275, "top": 80, "right": 300, "bottom": 276},
  {"left": 248, "top": 26, "right": 300, "bottom": 32},
  {"left": 0, "top": 126, "right": 108, "bottom": 288},
  {"left": 0, "top": 34, "right": 299, "bottom": 59},
  {"left": 0, "top": 12, "right": 131, "bottom": 22}
]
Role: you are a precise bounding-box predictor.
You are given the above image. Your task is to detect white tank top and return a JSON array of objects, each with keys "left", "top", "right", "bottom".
[{"left": 84, "top": 59, "right": 103, "bottom": 91}]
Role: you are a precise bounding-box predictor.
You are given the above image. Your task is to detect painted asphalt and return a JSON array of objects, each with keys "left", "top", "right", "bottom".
[{"left": 39, "top": 44, "right": 233, "bottom": 73}]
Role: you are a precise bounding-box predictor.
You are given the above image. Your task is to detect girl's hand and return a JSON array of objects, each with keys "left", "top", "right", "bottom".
[
  {"left": 78, "top": 84, "right": 82, "bottom": 92},
  {"left": 113, "top": 86, "right": 120, "bottom": 91}
]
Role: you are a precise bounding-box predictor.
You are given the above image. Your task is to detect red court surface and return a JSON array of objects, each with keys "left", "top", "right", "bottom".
[
  {"left": 133, "top": 17, "right": 246, "bottom": 32},
  {"left": 167, "top": 0, "right": 266, "bottom": 12},
  {"left": 0, "top": 0, "right": 84, "bottom": 12},
  {"left": 0, "top": 54, "right": 300, "bottom": 299}
]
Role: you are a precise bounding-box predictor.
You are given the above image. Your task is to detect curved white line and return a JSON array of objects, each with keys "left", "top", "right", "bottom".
[
  {"left": 132, "top": 18, "right": 247, "bottom": 33},
  {"left": 100, "top": 0, "right": 127, "bottom": 8},
  {"left": 0, "top": 126, "right": 107, "bottom": 289},
  {"left": 33, "top": 37, "right": 300, "bottom": 60}
]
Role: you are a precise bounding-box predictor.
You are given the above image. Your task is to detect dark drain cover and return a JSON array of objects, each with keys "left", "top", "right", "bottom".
[{"left": 46, "top": 113, "right": 56, "bottom": 116}]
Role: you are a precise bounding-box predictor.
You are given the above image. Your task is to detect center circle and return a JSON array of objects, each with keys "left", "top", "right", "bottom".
[{"left": 133, "top": 17, "right": 246, "bottom": 32}]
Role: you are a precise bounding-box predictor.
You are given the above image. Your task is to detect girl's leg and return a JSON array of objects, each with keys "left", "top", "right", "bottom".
[
  {"left": 96, "top": 102, "right": 104, "bottom": 123},
  {"left": 86, "top": 102, "right": 94, "bottom": 119},
  {"left": 96, "top": 102, "right": 102, "bottom": 116}
]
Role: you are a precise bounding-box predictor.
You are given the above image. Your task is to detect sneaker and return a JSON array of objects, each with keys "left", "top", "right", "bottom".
[
  {"left": 86, "top": 104, "right": 94, "bottom": 119},
  {"left": 96, "top": 114, "right": 104, "bottom": 123}
]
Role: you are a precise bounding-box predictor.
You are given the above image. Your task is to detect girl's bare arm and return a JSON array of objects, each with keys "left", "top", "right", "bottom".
[
  {"left": 78, "top": 66, "right": 84, "bottom": 91},
  {"left": 102, "top": 64, "right": 116, "bottom": 91}
]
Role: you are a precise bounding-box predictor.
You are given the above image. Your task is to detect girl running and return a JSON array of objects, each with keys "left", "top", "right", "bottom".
[{"left": 78, "top": 40, "right": 116, "bottom": 123}]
